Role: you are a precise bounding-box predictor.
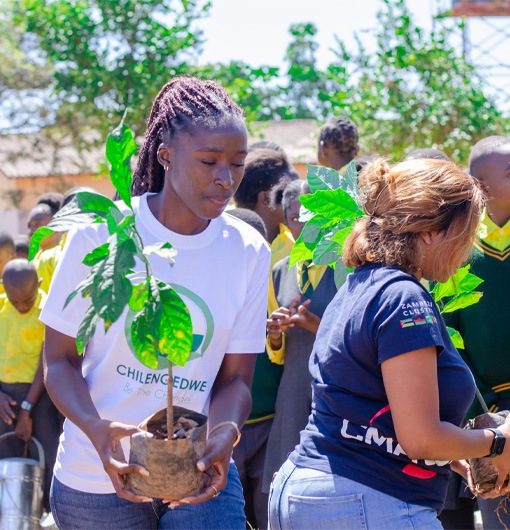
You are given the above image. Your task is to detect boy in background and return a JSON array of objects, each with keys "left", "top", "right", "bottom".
[
  {"left": 0, "top": 259, "right": 62, "bottom": 511},
  {"left": 443, "top": 136, "right": 510, "bottom": 530}
]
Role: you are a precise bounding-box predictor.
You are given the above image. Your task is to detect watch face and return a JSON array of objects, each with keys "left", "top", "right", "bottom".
[{"left": 494, "top": 434, "right": 506, "bottom": 456}]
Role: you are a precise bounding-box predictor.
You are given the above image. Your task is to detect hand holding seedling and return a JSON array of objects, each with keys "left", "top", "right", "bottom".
[
  {"left": 166, "top": 425, "right": 237, "bottom": 508},
  {"left": 87, "top": 419, "right": 152, "bottom": 503}
]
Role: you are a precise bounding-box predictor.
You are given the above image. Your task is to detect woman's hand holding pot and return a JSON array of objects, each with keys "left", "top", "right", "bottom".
[
  {"left": 87, "top": 419, "right": 151, "bottom": 503},
  {"left": 166, "top": 423, "right": 237, "bottom": 508},
  {"left": 470, "top": 422, "right": 510, "bottom": 499}
]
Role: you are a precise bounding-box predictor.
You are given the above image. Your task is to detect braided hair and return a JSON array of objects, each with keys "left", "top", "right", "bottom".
[
  {"left": 132, "top": 76, "right": 245, "bottom": 196},
  {"left": 319, "top": 117, "right": 359, "bottom": 160}
]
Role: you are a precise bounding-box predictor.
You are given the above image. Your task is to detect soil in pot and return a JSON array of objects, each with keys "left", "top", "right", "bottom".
[
  {"left": 465, "top": 410, "right": 510, "bottom": 493},
  {"left": 126, "top": 406, "right": 207, "bottom": 500}
]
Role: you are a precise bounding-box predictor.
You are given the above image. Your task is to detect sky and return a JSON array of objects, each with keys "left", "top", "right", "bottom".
[
  {"left": 197, "top": 0, "right": 434, "bottom": 68},
  {"left": 195, "top": 0, "right": 509, "bottom": 108}
]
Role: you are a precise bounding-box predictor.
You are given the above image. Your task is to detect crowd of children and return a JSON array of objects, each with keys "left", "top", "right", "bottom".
[{"left": 1, "top": 100, "right": 510, "bottom": 530}]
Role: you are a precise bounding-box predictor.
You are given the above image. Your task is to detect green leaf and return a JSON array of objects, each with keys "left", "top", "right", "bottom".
[
  {"left": 300, "top": 214, "right": 344, "bottom": 246},
  {"left": 312, "top": 237, "right": 339, "bottom": 266},
  {"left": 341, "top": 161, "right": 359, "bottom": 201},
  {"left": 128, "top": 282, "right": 149, "bottom": 312},
  {"left": 64, "top": 273, "right": 96, "bottom": 309},
  {"left": 459, "top": 273, "right": 484, "bottom": 292},
  {"left": 306, "top": 164, "right": 341, "bottom": 192},
  {"left": 82, "top": 243, "right": 109, "bottom": 266},
  {"left": 298, "top": 204, "right": 314, "bottom": 223},
  {"left": 330, "top": 219, "right": 356, "bottom": 250},
  {"left": 72, "top": 192, "right": 118, "bottom": 218},
  {"left": 131, "top": 300, "right": 160, "bottom": 369},
  {"left": 300, "top": 187, "right": 362, "bottom": 219},
  {"left": 28, "top": 227, "right": 54, "bottom": 260},
  {"left": 158, "top": 283, "right": 193, "bottom": 367},
  {"left": 76, "top": 304, "right": 100, "bottom": 355},
  {"left": 442, "top": 292, "right": 483, "bottom": 313},
  {"left": 334, "top": 257, "right": 349, "bottom": 289},
  {"left": 432, "top": 265, "right": 470, "bottom": 301},
  {"left": 447, "top": 326, "right": 465, "bottom": 349},
  {"left": 106, "top": 122, "right": 136, "bottom": 210},
  {"left": 432, "top": 265, "right": 483, "bottom": 301},
  {"left": 106, "top": 207, "right": 127, "bottom": 235},
  {"left": 289, "top": 238, "right": 313, "bottom": 269},
  {"left": 47, "top": 212, "right": 105, "bottom": 232},
  {"left": 143, "top": 242, "right": 177, "bottom": 267},
  {"left": 89, "top": 235, "right": 137, "bottom": 331}
]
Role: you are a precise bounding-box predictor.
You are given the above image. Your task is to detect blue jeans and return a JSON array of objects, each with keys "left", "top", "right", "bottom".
[
  {"left": 268, "top": 459, "right": 443, "bottom": 530},
  {"left": 50, "top": 464, "right": 246, "bottom": 530}
]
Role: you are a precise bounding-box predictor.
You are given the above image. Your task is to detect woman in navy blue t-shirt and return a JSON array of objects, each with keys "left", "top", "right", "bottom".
[{"left": 268, "top": 158, "right": 510, "bottom": 529}]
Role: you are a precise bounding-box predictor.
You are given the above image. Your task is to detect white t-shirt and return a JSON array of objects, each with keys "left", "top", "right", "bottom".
[{"left": 40, "top": 193, "right": 271, "bottom": 493}]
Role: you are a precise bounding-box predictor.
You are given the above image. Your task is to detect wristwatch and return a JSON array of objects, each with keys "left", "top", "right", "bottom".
[
  {"left": 20, "top": 400, "right": 33, "bottom": 413},
  {"left": 486, "top": 428, "right": 506, "bottom": 458}
]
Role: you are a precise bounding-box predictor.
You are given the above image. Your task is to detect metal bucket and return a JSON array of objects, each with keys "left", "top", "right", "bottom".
[{"left": 0, "top": 432, "right": 45, "bottom": 530}]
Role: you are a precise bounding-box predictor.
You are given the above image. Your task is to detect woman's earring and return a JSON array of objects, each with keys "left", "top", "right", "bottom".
[{"left": 163, "top": 165, "right": 170, "bottom": 172}]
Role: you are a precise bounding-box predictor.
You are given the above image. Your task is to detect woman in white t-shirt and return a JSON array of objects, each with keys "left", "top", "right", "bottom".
[{"left": 41, "top": 77, "right": 271, "bottom": 530}]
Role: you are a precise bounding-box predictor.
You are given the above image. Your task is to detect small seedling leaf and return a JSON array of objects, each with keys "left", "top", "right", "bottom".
[
  {"left": 442, "top": 291, "right": 483, "bottom": 313},
  {"left": 28, "top": 227, "right": 54, "bottom": 260},
  {"left": 312, "top": 237, "right": 339, "bottom": 266},
  {"left": 82, "top": 243, "right": 110, "bottom": 266},
  {"left": 158, "top": 283, "right": 193, "bottom": 367},
  {"left": 143, "top": 242, "right": 177, "bottom": 267},
  {"left": 306, "top": 164, "right": 341, "bottom": 192},
  {"left": 289, "top": 238, "right": 313, "bottom": 269},
  {"left": 76, "top": 304, "right": 100, "bottom": 354},
  {"left": 341, "top": 161, "right": 359, "bottom": 201},
  {"left": 106, "top": 122, "right": 137, "bottom": 210},
  {"left": 447, "top": 326, "right": 465, "bottom": 349},
  {"left": 300, "top": 188, "right": 362, "bottom": 219}
]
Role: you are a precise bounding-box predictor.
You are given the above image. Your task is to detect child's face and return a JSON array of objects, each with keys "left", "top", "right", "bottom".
[
  {"left": 4, "top": 281, "right": 38, "bottom": 314},
  {"left": 474, "top": 146, "right": 510, "bottom": 208},
  {"left": 285, "top": 198, "right": 305, "bottom": 241}
]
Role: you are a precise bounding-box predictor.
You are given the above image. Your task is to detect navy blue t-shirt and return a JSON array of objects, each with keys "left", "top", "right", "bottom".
[{"left": 290, "top": 264, "right": 475, "bottom": 512}]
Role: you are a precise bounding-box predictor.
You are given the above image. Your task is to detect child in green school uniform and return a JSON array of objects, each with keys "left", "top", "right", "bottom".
[{"left": 443, "top": 136, "right": 510, "bottom": 530}]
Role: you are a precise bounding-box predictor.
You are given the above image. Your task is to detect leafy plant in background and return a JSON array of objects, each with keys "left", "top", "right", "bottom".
[
  {"left": 293, "top": 162, "right": 483, "bottom": 345},
  {"left": 289, "top": 162, "right": 362, "bottom": 289},
  {"left": 431, "top": 265, "right": 483, "bottom": 348},
  {"left": 29, "top": 114, "right": 193, "bottom": 435}
]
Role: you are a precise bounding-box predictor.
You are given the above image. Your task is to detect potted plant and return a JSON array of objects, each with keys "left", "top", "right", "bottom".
[{"left": 29, "top": 115, "right": 206, "bottom": 500}]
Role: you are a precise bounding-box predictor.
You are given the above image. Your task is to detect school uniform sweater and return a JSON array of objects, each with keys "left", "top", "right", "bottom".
[{"left": 443, "top": 210, "right": 510, "bottom": 418}]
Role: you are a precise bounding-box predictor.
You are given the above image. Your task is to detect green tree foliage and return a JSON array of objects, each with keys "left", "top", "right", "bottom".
[
  {"left": 0, "top": 1, "right": 53, "bottom": 131},
  {"left": 192, "top": 61, "right": 280, "bottom": 123},
  {"left": 322, "top": 0, "right": 509, "bottom": 162},
  {"left": 12, "top": 0, "right": 210, "bottom": 145}
]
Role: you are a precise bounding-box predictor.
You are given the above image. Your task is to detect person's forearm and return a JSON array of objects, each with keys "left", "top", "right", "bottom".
[
  {"left": 401, "top": 420, "right": 495, "bottom": 462},
  {"left": 24, "top": 353, "right": 45, "bottom": 407},
  {"left": 208, "top": 374, "right": 252, "bottom": 433},
  {"left": 43, "top": 352, "right": 101, "bottom": 438}
]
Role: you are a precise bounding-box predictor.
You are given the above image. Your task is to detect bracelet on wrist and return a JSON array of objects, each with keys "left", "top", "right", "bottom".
[{"left": 208, "top": 421, "right": 241, "bottom": 447}]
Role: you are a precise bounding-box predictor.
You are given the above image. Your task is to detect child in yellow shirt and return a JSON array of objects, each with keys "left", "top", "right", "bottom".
[{"left": 0, "top": 259, "right": 62, "bottom": 511}]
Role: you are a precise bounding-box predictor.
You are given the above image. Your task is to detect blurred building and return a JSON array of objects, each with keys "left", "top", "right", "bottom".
[{"left": 0, "top": 120, "right": 319, "bottom": 235}]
